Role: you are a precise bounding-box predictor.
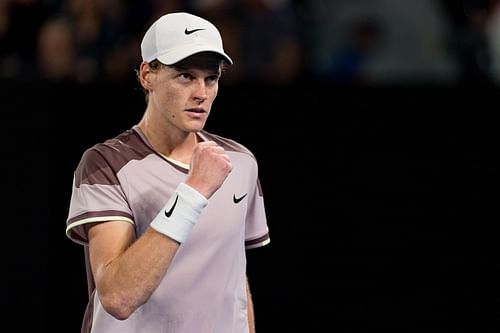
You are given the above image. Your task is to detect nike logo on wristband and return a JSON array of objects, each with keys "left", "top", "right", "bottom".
[
  {"left": 233, "top": 193, "right": 248, "bottom": 204},
  {"left": 164, "top": 195, "right": 179, "bottom": 218},
  {"left": 185, "top": 28, "right": 205, "bottom": 35}
]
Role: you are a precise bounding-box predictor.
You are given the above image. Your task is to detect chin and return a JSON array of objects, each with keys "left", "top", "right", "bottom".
[{"left": 186, "top": 121, "right": 206, "bottom": 132}]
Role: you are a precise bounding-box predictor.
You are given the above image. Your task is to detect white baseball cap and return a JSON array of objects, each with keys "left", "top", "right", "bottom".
[{"left": 140, "top": 12, "right": 233, "bottom": 65}]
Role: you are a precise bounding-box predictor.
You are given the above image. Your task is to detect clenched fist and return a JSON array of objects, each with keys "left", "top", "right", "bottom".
[{"left": 184, "top": 141, "right": 232, "bottom": 199}]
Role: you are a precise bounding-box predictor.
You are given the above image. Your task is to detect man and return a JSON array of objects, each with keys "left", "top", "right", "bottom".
[{"left": 65, "top": 12, "right": 270, "bottom": 333}]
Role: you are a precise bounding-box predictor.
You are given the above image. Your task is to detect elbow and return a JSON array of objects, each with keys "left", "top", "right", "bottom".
[{"left": 99, "top": 292, "right": 138, "bottom": 320}]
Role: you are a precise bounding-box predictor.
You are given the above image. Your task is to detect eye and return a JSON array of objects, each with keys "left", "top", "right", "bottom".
[
  {"left": 178, "top": 72, "right": 193, "bottom": 81},
  {"left": 206, "top": 74, "right": 220, "bottom": 85}
]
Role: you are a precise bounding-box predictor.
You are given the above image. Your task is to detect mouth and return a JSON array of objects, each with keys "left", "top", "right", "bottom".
[
  {"left": 185, "top": 107, "right": 206, "bottom": 114},
  {"left": 185, "top": 107, "right": 207, "bottom": 120}
]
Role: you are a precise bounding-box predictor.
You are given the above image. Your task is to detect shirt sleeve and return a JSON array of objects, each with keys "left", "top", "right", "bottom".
[
  {"left": 65, "top": 147, "right": 134, "bottom": 245},
  {"left": 244, "top": 177, "right": 270, "bottom": 249}
]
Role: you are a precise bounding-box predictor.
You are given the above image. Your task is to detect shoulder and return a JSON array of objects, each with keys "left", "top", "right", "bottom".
[
  {"left": 75, "top": 127, "right": 154, "bottom": 185},
  {"left": 79, "top": 127, "right": 152, "bottom": 167},
  {"left": 201, "top": 130, "right": 256, "bottom": 160}
]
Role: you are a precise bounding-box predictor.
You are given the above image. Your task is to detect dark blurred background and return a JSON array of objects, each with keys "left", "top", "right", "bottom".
[{"left": 3, "top": 0, "right": 500, "bottom": 332}]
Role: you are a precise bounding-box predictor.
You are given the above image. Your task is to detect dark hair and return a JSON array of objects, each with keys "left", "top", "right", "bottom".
[{"left": 136, "top": 52, "right": 230, "bottom": 102}]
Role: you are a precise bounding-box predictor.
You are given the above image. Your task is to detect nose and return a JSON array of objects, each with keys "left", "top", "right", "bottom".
[{"left": 193, "top": 79, "right": 208, "bottom": 103}]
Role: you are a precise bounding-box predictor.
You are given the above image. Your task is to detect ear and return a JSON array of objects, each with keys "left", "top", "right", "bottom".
[{"left": 139, "top": 62, "right": 154, "bottom": 90}]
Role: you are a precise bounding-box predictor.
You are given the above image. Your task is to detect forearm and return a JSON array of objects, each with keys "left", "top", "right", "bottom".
[
  {"left": 247, "top": 279, "right": 256, "bottom": 333},
  {"left": 94, "top": 183, "right": 208, "bottom": 318},
  {"left": 93, "top": 227, "right": 179, "bottom": 319}
]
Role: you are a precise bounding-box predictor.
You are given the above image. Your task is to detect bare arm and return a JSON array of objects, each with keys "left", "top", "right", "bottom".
[
  {"left": 247, "top": 277, "right": 256, "bottom": 333},
  {"left": 88, "top": 222, "right": 179, "bottom": 319}
]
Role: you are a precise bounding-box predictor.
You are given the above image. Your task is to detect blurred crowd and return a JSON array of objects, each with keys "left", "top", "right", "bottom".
[{"left": 1, "top": 0, "right": 500, "bottom": 86}]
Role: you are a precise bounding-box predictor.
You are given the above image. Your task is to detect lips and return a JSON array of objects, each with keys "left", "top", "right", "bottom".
[
  {"left": 186, "top": 108, "right": 206, "bottom": 114},
  {"left": 185, "top": 108, "right": 207, "bottom": 119}
]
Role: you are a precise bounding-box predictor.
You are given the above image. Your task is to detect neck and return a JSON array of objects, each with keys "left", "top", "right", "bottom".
[{"left": 138, "top": 114, "right": 199, "bottom": 163}]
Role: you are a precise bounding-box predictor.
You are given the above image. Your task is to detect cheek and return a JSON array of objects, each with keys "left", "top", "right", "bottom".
[
  {"left": 159, "top": 89, "right": 182, "bottom": 108},
  {"left": 162, "top": 90, "right": 189, "bottom": 119},
  {"left": 208, "top": 86, "right": 218, "bottom": 104}
]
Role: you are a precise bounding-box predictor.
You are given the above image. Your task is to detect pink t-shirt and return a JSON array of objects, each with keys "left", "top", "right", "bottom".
[{"left": 66, "top": 126, "right": 270, "bottom": 333}]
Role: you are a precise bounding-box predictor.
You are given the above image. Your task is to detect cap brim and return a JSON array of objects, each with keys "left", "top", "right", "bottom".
[{"left": 155, "top": 43, "right": 233, "bottom": 65}]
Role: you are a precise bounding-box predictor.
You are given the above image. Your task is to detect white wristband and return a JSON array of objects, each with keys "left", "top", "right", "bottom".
[{"left": 150, "top": 183, "right": 208, "bottom": 243}]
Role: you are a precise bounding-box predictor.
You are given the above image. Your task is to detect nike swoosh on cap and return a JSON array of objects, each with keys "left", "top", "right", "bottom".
[
  {"left": 233, "top": 193, "right": 248, "bottom": 204},
  {"left": 185, "top": 28, "right": 206, "bottom": 35},
  {"left": 164, "top": 195, "right": 179, "bottom": 218}
]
